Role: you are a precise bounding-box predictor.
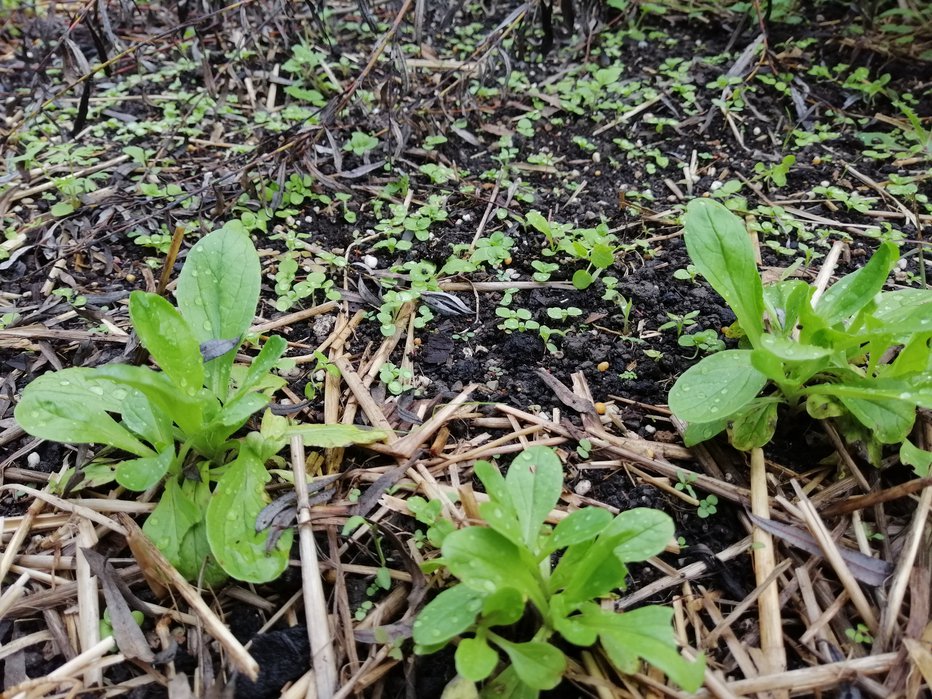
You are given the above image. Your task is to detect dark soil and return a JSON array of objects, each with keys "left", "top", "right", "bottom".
[{"left": 1, "top": 0, "right": 930, "bottom": 696}]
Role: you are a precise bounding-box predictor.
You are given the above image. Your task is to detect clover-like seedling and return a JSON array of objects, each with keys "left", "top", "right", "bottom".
[{"left": 412, "top": 446, "right": 705, "bottom": 696}]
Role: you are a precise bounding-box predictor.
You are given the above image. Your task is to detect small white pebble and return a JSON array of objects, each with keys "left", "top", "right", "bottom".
[
  {"left": 27, "top": 452, "right": 41, "bottom": 468},
  {"left": 753, "top": 126, "right": 761, "bottom": 136},
  {"left": 592, "top": 151, "right": 601, "bottom": 163},
  {"left": 820, "top": 180, "right": 830, "bottom": 188},
  {"left": 575, "top": 480, "right": 592, "bottom": 496},
  {"left": 362, "top": 254, "right": 378, "bottom": 269},
  {"left": 710, "top": 180, "right": 723, "bottom": 191},
  {"left": 643, "top": 425, "right": 657, "bottom": 436}
]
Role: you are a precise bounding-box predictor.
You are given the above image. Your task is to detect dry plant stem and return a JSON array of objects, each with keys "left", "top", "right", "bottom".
[
  {"left": 116, "top": 514, "right": 259, "bottom": 680},
  {"left": 76, "top": 519, "right": 101, "bottom": 688},
  {"left": 819, "top": 475, "right": 932, "bottom": 516},
  {"left": 618, "top": 536, "right": 751, "bottom": 609},
  {"left": 250, "top": 300, "right": 340, "bottom": 334},
  {"left": 809, "top": 240, "right": 844, "bottom": 308},
  {"left": 385, "top": 383, "right": 478, "bottom": 459},
  {"left": 5, "top": 637, "right": 122, "bottom": 699},
  {"left": 0, "top": 457, "right": 74, "bottom": 582},
  {"left": 879, "top": 483, "right": 932, "bottom": 648},
  {"left": 332, "top": 355, "right": 396, "bottom": 438},
  {"left": 750, "top": 447, "right": 788, "bottom": 690},
  {"left": 791, "top": 482, "right": 880, "bottom": 634},
  {"left": 291, "top": 435, "right": 338, "bottom": 699},
  {"left": 690, "top": 652, "right": 898, "bottom": 698}
]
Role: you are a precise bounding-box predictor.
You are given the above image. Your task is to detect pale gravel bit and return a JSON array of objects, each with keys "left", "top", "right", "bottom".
[
  {"left": 574, "top": 480, "right": 592, "bottom": 496},
  {"left": 312, "top": 315, "right": 336, "bottom": 341}
]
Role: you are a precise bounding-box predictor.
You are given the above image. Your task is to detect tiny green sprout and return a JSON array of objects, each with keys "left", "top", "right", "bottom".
[
  {"left": 419, "top": 162, "right": 457, "bottom": 185},
  {"left": 675, "top": 471, "right": 698, "bottom": 500},
  {"left": 659, "top": 310, "right": 699, "bottom": 337},
  {"left": 697, "top": 495, "right": 718, "bottom": 519},
  {"left": 576, "top": 438, "right": 592, "bottom": 459},
  {"left": 546, "top": 306, "right": 583, "bottom": 322},
  {"left": 678, "top": 329, "right": 725, "bottom": 357},
  {"left": 531, "top": 260, "right": 560, "bottom": 282},
  {"left": 672, "top": 264, "right": 699, "bottom": 283},
  {"left": 423, "top": 135, "right": 448, "bottom": 151},
  {"left": 344, "top": 131, "right": 379, "bottom": 157},
  {"left": 379, "top": 362, "right": 414, "bottom": 395},
  {"left": 753, "top": 155, "right": 796, "bottom": 188},
  {"left": 644, "top": 349, "right": 664, "bottom": 361},
  {"left": 845, "top": 623, "right": 874, "bottom": 645}
]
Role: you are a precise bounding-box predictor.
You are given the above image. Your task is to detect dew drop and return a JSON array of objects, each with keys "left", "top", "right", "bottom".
[
  {"left": 899, "top": 392, "right": 912, "bottom": 400},
  {"left": 113, "top": 389, "right": 127, "bottom": 401},
  {"left": 89, "top": 386, "right": 104, "bottom": 396},
  {"left": 60, "top": 380, "right": 70, "bottom": 386}
]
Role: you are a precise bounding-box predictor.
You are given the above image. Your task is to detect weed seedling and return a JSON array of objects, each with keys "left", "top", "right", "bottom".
[{"left": 413, "top": 446, "right": 705, "bottom": 695}]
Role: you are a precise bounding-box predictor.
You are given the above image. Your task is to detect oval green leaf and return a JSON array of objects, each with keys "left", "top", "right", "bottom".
[{"left": 668, "top": 350, "right": 767, "bottom": 424}]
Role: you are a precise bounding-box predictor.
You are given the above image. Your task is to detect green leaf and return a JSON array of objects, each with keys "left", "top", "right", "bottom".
[
  {"left": 555, "top": 509, "right": 672, "bottom": 603},
  {"left": 475, "top": 461, "right": 523, "bottom": 546},
  {"left": 605, "top": 508, "right": 674, "bottom": 562},
  {"left": 900, "top": 440, "right": 932, "bottom": 477},
  {"left": 176, "top": 225, "right": 261, "bottom": 398},
  {"left": 442, "top": 528, "right": 543, "bottom": 610},
  {"left": 757, "top": 334, "right": 833, "bottom": 362},
  {"left": 505, "top": 446, "right": 563, "bottom": 548},
  {"left": 481, "top": 588, "right": 525, "bottom": 628},
  {"left": 479, "top": 666, "right": 540, "bottom": 699},
  {"left": 815, "top": 241, "right": 898, "bottom": 326},
  {"left": 284, "top": 423, "right": 389, "bottom": 448},
  {"left": 572, "top": 269, "right": 594, "bottom": 290},
  {"left": 683, "top": 199, "right": 764, "bottom": 343},
  {"left": 121, "top": 392, "right": 173, "bottom": 450},
  {"left": 15, "top": 368, "right": 155, "bottom": 457},
  {"left": 590, "top": 243, "right": 615, "bottom": 269},
  {"left": 116, "top": 447, "right": 175, "bottom": 491},
  {"left": 494, "top": 639, "right": 565, "bottom": 690},
  {"left": 668, "top": 350, "right": 767, "bottom": 424},
  {"left": 682, "top": 418, "right": 728, "bottom": 446},
  {"left": 143, "top": 478, "right": 201, "bottom": 572},
  {"left": 575, "top": 604, "right": 705, "bottom": 692},
  {"left": 413, "top": 585, "right": 485, "bottom": 647},
  {"left": 205, "top": 445, "right": 292, "bottom": 582},
  {"left": 232, "top": 335, "right": 287, "bottom": 399},
  {"left": 50, "top": 201, "right": 75, "bottom": 217},
  {"left": 456, "top": 636, "right": 499, "bottom": 682},
  {"left": 727, "top": 398, "right": 779, "bottom": 451},
  {"left": 837, "top": 396, "right": 915, "bottom": 444},
  {"left": 94, "top": 364, "right": 207, "bottom": 439},
  {"left": 129, "top": 291, "right": 204, "bottom": 395},
  {"left": 544, "top": 508, "right": 612, "bottom": 554}
]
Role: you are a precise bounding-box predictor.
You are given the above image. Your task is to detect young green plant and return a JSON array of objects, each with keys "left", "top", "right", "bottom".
[
  {"left": 16, "top": 224, "right": 385, "bottom": 584},
  {"left": 413, "top": 446, "right": 704, "bottom": 697},
  {"left": 669, "top": 199, "right": 932, "bottom": 466}
]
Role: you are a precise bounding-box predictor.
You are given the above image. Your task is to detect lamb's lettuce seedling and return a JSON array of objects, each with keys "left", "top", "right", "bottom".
[
  {"left": 15, "top": 223, "right": 386, "bottom": 584},
  {"left": 412, "top": 446, "right": 704, "bottom": 696},
  {"left": 669, "top": 199, "right": 932, "bottom": 466}
]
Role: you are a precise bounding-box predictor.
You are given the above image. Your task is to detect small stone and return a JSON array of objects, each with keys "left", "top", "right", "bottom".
[
  {"left": 362, "top": 254, "right": 378, "bottom": 269},
  {"left": 27, "top": 452, "right": 41, "bottom": 468},
  {"left": 597, "top": 361, "right": 610, "bottom": 372},
  {"left": 594, "top": 402, "right": 607, "bottom": 415},
  {"left": 125, "top": 273, "right": 136, "bottom": 283},
  {"left": 574, "top": 480, "right": 592, "bottom": 496}
]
